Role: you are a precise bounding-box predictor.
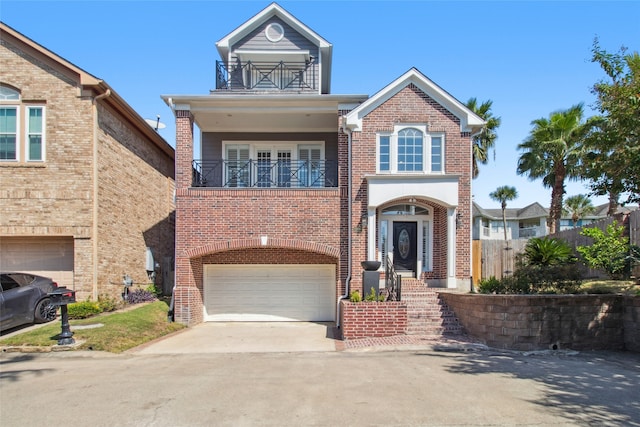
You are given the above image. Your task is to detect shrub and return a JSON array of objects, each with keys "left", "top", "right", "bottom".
[
  {"left": 145, "top": 283, "right": 162, "bottom": 297},
  {"left": 511, "top": 264, "right": 582, "bottom": 294},
  {"left": 68, "top": 301, "right": 102, "bottom": 319},
  {"left": 523, "top": 236, "right": 576, "bottom": 266},
  {"left": 364, "top": 287, "right": 385, "bottom": 302},
  {"left": 349, "top": 290, "right": 362, "bottom": 302},
  {"left": 97, "top": 294, "right": 119, "bottom": 312},
  {"left": 577, "top": 222, "right": 631, "bottom": 279},
  {"left": 127, "top": 289, "right": 157, "bottom": 305},
  {"left": 478, "top": 276, "right": 503, "bottom": 294}
]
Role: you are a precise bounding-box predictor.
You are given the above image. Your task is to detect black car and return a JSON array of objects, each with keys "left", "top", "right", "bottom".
[{"left": 0, "top": 272, "right": 59, "bottom": 332}]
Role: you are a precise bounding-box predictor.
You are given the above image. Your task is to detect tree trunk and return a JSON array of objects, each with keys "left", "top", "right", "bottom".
[
  {"left": 502, "top": 202, "right": 508, "bottom": 241},
  {"left": 548, "top": 166, "right": 566, "bottom": 235}
]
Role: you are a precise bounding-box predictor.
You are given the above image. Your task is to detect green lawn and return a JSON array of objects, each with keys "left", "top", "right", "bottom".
[{"left": 0, "top": 300, "right": 185, "bottom": 353}]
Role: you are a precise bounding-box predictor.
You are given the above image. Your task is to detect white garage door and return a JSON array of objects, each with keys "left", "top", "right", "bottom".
[
  {"left": 204, "top": 264, "right": 335, "bottom": 322},
  {"left": 0, "top": 237, "right": 74, "bottom": 288}
]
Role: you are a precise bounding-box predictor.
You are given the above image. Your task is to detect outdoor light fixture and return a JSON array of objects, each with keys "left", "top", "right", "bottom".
[{"left": 456, "top": 212, "right": 463, "bottom": 229}]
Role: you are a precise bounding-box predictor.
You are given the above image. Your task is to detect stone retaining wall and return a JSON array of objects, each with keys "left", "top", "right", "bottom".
[
  {"left": 623, "top": 296, "right": 640, "bottom": 352},
  {"left": 340, "top": 300, "right": 407, "bottom": 340},
  {"left": 439, "top": 293, "right": 639, "bottom": 352}
]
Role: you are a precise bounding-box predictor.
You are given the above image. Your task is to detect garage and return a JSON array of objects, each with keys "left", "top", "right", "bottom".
[
  {"left": 0, "top": 237, "right": 74, "bottom": 288},
  {"left": 203, "top": 264, "right": 335, "bottom": 321}
]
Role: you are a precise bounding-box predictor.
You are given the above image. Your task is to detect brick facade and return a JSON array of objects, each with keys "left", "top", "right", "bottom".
[
  {"left": 169, "top": 6, "right": 477, "bottom": 327},
  {"left": 0, "top": 25, "right": 175, "bottom": 300},
  {"left": 340, "top": 300, "right": 408, "bottom": 339}
]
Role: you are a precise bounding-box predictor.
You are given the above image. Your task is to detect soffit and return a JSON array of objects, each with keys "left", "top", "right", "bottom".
[{"left": 164, "top": 94, "right": 367, "bottom": 133}]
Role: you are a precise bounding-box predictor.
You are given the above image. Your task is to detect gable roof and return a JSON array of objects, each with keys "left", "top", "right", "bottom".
[
  {"left": 473, "top": 201, "right": 548, "bottom": 221},
  {"left": 0, "top": 22, "right": 174, "bottom": 160},
  {"left": 216, "top": 2, "right": 333, "bottom": 94},
  {"left": 343, "top": 68, "right": 485, "bottom": 133}
]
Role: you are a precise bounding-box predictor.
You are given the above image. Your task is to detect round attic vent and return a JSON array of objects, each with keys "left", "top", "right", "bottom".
[{"left": 265, "top": 23, "right": 284, "bottom": 42}]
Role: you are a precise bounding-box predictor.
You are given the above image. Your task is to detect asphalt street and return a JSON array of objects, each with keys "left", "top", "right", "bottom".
[{"left": 1, "top": 347, "right": 639, "bottom": 426}]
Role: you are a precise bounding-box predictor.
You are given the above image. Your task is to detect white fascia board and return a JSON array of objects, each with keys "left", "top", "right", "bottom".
[
  {"left": 216, "top": 3, "right": 331, "bottom": 60},
  {"left": 366, "top": 174, "right": 460, "bottom": 208},
  {"left": 345, "top": 68, "right": 485, "bottom": 133}
]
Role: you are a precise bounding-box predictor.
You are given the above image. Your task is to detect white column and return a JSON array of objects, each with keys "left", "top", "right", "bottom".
[
  {"left": 447, "top": 207, "right": 457, "bottom": 288},
  {"left": 367, "top": 208, "right": 376, "bottom": 261}
]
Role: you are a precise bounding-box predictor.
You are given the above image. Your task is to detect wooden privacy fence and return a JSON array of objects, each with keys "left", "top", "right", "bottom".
[
  {"left": 472, "top": 240, "right": 528, "bottom": 284},
  {"left": 472, "top": 209, "right": 640, "bottom": 284}
]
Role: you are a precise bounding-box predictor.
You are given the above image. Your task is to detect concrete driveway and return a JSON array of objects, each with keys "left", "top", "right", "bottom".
[{"left": 133, "top": 322, "right": 339, "bottom": 354}]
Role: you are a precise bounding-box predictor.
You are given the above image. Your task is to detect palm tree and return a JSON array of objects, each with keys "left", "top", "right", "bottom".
[
  {"left": 489, "top": 186, "right": 518, "bottom": 241},
  {"left": 466, "top": 98, "right": 501, "bottom": 179},
  {"left": 563, "top": 194, "right": 595, "bottom": 227},
  {"left": 517, "top": 104, "right": 591, "bottom": 234}
]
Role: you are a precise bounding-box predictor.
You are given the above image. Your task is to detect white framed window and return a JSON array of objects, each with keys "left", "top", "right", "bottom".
[
  {"left": 376, "top": 125, "right": 444, "bottom": 174},
  {"left": 0, "top": 106, "right": 18, "bottom": 161},
  {"left": 0, "top": 85, "right": 46, "bottom": 163},
  {"left": 26, "top": 106, "right": 45, "bottom": 161},
  {"left": 223, "top": 141, "right": 324, "bottom": 188}
]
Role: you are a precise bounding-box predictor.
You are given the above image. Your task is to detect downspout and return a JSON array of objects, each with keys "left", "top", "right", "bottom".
[
  {"left": 336, "top": 122, "right": 353, "bottom": 327},
  {"left": 92, "top": 88, "right": 111, "bottom": 300}
]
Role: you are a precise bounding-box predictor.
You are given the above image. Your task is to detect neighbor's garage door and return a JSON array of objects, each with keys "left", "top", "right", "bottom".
[
  {"left": 0, "top": 237, "right": 74, "bottom": 288},
  {"left": 204, "top": 264, "right": 335, "bottom": 322}
]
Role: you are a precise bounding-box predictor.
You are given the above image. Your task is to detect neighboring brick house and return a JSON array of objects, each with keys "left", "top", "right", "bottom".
[
  {"left": 0, "top": 22, "right": 175, "bottom": 300},
  {"left": 163, "top": 3, "right": 484, "bottom": 325}
]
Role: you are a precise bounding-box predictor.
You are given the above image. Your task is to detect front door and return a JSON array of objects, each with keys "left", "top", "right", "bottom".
[{"left": 393, "top": 222, "right": 417, "bottom": 272}]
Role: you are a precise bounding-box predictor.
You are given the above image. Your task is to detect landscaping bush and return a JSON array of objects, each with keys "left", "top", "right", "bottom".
[
  {"left": 478, "top": 276, "right": 503, "bottom": 294},
  {"left": 479, "top": 237, "right": 582, "bottom": 295},
  {"left": 522, "top": 236, "right": 576, "bottom": 266},
  {"left": 126, "top": 288, "right": 157, "bottom": 304},
  {"left": 577, "top": 221, "right": 634, "bottom": 279},
  {"left": 68, "top": 301, "right": 102, "bottom": 319},
  {"left": 510, "top": 264, "right": 582, "bottom": 294},
  {"left": 349, "top": 290, "right": 362, "bottom": 302},
  {"left": 364, "top": 287, "right": 385, "bottom": 302},
  {"left": 97, "top": 294, "right": 119, "bottom": 312}
]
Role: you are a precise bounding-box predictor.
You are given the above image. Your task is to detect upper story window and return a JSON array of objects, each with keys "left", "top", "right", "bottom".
[
  {"left": 377, "top": 125, "right": 444, "bottom": 174},
  {"left": 0, "top": 85, "right": 46, "bottom": 162},
  {"left": 222, "top": 142, "right": 327, "bottom": 188},
  {"left": 265, "top": 23, "right": 285, "bottom": 42}
]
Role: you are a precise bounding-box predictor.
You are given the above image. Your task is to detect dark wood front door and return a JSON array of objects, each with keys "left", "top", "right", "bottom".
[{"left": 393, "top": 222, "right": 417, "bottom": 272}]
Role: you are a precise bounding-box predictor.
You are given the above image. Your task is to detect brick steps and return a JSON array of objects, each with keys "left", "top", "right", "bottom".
[{"left": 401, "top": 279, "right": 463, "bottom": 336}]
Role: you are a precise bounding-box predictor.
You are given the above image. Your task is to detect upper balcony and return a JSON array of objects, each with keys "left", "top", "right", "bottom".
[
  {"left": 215, "top": 60, "right": 318, "bottom": 93},
  {"left": 192, "top": 159, "right": 337, "bottom": 188}
]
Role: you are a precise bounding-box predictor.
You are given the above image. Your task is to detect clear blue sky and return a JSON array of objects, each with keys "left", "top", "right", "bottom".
[{"left": 2, "top": 1, "right": 638, "bottom": 208}]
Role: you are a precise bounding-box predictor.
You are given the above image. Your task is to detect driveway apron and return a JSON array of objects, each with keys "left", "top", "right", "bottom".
[{"left": 133, "top": 322, "right": 339, "bottom": 354}]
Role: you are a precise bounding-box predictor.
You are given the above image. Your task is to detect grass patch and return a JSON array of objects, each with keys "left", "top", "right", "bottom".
[
  {"left": 0, "top": 300, "right": 185, "bottom": 353},
  {"left": 581, "top": 279, "right": 640, "bottom": 295}
]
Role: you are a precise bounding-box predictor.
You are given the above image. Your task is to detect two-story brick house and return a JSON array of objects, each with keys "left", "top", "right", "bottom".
[
  {"left": 0, "top": 23, "right": 175, "bottom": 300},
  {"left": 164, "top": 3, "right": 483, "bottom": 326}
]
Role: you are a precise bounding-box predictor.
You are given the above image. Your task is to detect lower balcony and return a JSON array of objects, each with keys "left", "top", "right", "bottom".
[{"left": 192, "top": 159, "right": 338, "bottom": 188}]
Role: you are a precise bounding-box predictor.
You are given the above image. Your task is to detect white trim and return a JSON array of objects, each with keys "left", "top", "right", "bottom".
[
  {"left": 378, "top": 206, "right": 433, "bottom": 273},
  {"left": 223, "top": 140, "right": 324, "bottom": 162},
  {"left": 376, "top": 125, "right": 445, "bottom": 174},
  {"left": 0, "top": 104, "right": 19, "bottom": 162},
  {"left": 447, "top": 208, "right": 457, "bottom": 288},
  {"left": 265, "top": 22, "right": 285, "bottom": 42},
  {"left": 344, "top": 68, "right": 485, "bottom": 133},
  {"left": 25, "top": 105, "right": 45, "bottom": 162},
  {"left": 367, "top": 175, "right": 459, "bottom": 208}
]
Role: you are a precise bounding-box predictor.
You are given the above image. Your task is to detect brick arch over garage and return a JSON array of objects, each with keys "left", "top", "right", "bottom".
[{"left": 185, "top": 238, "right": 340, "bottom": 260}]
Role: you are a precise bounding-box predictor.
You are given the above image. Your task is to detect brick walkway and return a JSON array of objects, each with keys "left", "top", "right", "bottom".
[{"left": 336, "top": 333, "right": 484, "bottom": 352}]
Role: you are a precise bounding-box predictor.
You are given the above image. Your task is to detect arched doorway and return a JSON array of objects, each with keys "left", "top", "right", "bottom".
[{"left": 378, "top": 203, "right": 433, "bottom": 277}]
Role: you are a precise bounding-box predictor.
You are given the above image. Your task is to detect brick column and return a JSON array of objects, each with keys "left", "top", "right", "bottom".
[{"left": 175, "top": 109, "right": 194, "bottom": 189}]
